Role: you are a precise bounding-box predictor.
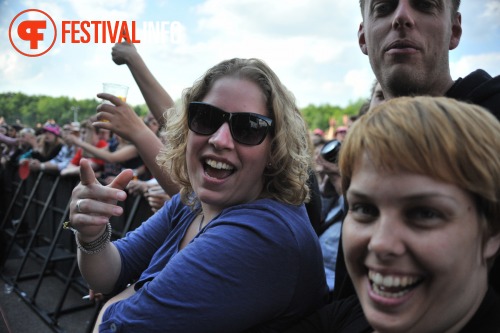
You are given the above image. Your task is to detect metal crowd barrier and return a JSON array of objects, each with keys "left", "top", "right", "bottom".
[{"left": 0, "top": 163, "right": 154, "bottom": 333}]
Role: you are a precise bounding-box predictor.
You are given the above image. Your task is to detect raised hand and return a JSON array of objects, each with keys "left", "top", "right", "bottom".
[
  {"left": 94, "top": 93, "right": 151, "bottom": 143},
  {"left": 111, "top": 41, "right": 138, "bottom": 66},
  {"left": 69, "top": 158, "right": 132, "bottom": 242}
]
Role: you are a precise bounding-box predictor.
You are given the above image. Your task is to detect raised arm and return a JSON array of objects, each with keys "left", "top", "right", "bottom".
[
  {"left": 0, "top": 132, "right": 18, "bottom": 146},
  {"left": 94, "top": 93, "right": 180, "bottom": 197},
  {"left": 69, "top": 136, "right": 138, "bottom": 163},
  {"left": 111, "top": 42, "right": 174, "bottom": 126}
]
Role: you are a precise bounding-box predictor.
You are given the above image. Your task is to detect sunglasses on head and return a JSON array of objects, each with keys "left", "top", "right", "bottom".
[{"left": 188, "top": 102, "right": 274, "bottom": 146}]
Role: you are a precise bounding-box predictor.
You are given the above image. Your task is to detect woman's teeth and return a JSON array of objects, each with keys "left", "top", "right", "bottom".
[
  {"left": 206, "top": 159, "right": 234, "bottom": 171},
  {"left": 369, "top": 270, "right": 422, "bottom": 298}
]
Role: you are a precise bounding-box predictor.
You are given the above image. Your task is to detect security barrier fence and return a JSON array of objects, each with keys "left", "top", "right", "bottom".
[{"left": 0, "top": 163, "right": 153, "bottom": 333}]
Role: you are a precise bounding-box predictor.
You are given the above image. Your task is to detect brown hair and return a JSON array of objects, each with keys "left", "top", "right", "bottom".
[{"left": 340, "top": 96, "right": 500, "bottom": 263}]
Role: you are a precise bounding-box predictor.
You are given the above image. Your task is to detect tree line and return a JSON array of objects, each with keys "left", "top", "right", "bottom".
[{"left": 0, "top": 92, "right": 365, "bottom": 131}]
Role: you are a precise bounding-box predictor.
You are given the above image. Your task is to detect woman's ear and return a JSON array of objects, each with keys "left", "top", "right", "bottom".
[{"left": 484, "top": 232, "right": 500, "bottom": 261}]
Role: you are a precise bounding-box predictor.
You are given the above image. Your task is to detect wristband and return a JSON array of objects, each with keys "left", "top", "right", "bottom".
[{"left": 75, "top": 223, "right": 112, "bottom": 255}]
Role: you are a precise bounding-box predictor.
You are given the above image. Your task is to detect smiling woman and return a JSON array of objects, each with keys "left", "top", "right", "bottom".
[
  {"left": 67, "top": 57, "right": 328, "bottom": 332},
  {"left": 285, "top": 96, "right": 500, "bottom": 333}
]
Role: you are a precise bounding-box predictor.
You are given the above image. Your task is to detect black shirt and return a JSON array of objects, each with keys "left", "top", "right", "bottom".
[{"left": 285, "top": 288, "right": 500, "bottom": 333}]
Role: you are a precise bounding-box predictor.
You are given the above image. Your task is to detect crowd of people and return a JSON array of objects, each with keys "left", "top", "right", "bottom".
[
  {"left": 0, "top": 115, "right": 169, "bottom": 215},
  {"left": 2, "top": 0, "right": 500, "bottom": 332}
]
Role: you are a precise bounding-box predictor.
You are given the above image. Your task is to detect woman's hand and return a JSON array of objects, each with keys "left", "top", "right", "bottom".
[
  {"left": 69, "top": 158, "right": 133, "bottom": 242},
  {"left": 94, "top": 93, "right": 153, "bottom": 143}
]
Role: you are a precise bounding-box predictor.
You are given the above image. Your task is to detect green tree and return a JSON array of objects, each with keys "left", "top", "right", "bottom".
[
  {"left": 300, "top": 98, "right": 365, "bottom": 131},
  {"left": 0, "top": 92, "right": 138, "bottom": 127}
]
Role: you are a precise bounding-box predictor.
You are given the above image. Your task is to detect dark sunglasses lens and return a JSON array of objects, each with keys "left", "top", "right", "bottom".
[
  {"left": 231, "top": 114, "right": 269, "bottom": 145},
  {"left": 189, "top": 104, "right": 223, "bottom": 135},
  {"left": 189, "top": 103, "right": 271, "bottom": 145}
]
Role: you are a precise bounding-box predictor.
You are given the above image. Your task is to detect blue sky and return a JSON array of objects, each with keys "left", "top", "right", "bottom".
[{"left": 1, "top": 0, "right": 499, "bottom": 110}]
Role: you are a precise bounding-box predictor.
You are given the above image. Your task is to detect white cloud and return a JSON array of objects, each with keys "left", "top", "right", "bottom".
[
  {"left": 450, "top": 52, "right": 500, "bottom": 79},
  {"left": 0, "top": 50, "right": 20, "bottom": 77},
  {"left": 195, "top": 0, "right": 359, "bottom": 38},
  {"left": 482, "top": 0, "right": 500, "bottom": 24},
  {"left": 344, "top": 68, "right": 374, "bottom": 98},
  {"left": 23, "top": 1, "right": 65, "bottom": 20},
  {"left": 176, "top": 0, "right": 365, "bottom": 107},
  {"left": 67, "top": 0, "right": 146, "bottom": 21}
]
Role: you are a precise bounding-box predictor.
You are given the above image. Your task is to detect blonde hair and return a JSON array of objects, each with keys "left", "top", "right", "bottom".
[
  {"left": 156, "top": 58, "right": 313, "bottom": 208},
  {"left": 340, "top": 96, "right": 500, "bottom": 262}
]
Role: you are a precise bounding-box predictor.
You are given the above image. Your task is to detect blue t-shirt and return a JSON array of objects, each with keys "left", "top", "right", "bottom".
[{"left": 100, "top": 194, "right": 328, "bottom": 332}]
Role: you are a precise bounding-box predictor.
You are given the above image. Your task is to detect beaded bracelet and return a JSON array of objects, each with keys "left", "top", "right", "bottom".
[{"left": 75, "top": 223, "right": 112, "bottom": 255}]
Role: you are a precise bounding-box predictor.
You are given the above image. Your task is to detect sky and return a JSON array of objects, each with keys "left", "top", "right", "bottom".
[{"left": 0, "top": 0, "right": 499, "bottom": 111}]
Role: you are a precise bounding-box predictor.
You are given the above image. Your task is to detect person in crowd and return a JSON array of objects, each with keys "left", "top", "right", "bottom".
[
  {"left": 368, "top": 80, "right": 384, "bottom": 111},
  {"left": 334, "top": 0, "right": 500, "bottom": 301},
  {"left": 97, "top": 128, "right": 112, "bottom": 143},
  {"left": 20, "top": 124, "right": 63, "bottom": 163},
  {"left": 287, "top": 96, "right": 500, "bottom": 332},
  {"left": 28, "top": 122, "right": 80, "bottom": 174},
  {"left": 66, "top": 131, "right": 146, "bottom": 184},
  {"left": 323, "top": 118, "right": 336, "bottom": 141},
  {"left": 6, "top": 124, "right": 21, "bottom": 141},
  {"left": 315, "top": 139, "right": 344, "bottom": 292},
  {"left": 109, "top": 40, "right": 323, "bottom": 231},
  {"left": 311, "top": 128, "right": 325, "bottom": 146},
  {"left": 334, "top": 126, "right": 347, "bottom": 142},
  {"left": 354, "top": 80, "right": 383, "bottom": 120},
  {"left": 106, "top": 42, "right": 324, "bottom": 230},
  {"left": 144, "top": 182, "right": 171, "bottom": 213},
  {"left": 0, "top": 125, "right": 19, "bottom": 147},
  {"left": 358, "top": 0, "right": 500, "bottom": 115},
  {"left": 126, "top": 178, "right": 171, "bottom": 213},
  {"left": 311, "top": 129, "right": 326, "bottom": 184},
  {"left": 347, "top": 114, "right": 360, "bottom": 127},
  {"left": 143, "top": 112, "right": 160, "bottom": 136},
  {"left": 60, "top": 120, "right": 107, "bottom": 177},
  {"left": 13, "top": 127, "right": 35, "bottom": 154},
  {"left": 67, "top": 58, "right": 328, "bottom": 332},
  {"left": 0, "top": 125, "right": 16, "bottom": 170}
]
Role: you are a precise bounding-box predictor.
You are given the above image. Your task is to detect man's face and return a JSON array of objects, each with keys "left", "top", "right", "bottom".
[{"left": 358, "top": 0, "right": 462, "bottom": 98}]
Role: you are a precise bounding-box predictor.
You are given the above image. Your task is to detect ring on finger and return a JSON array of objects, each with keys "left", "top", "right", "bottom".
[{"left": 76, "top": 199, "right": 83, "bottom": 213}]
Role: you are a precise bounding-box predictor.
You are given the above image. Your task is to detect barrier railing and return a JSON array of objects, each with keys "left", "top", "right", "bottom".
[{"left": 0, "top": 163, "right": 154, "bottom": 333}]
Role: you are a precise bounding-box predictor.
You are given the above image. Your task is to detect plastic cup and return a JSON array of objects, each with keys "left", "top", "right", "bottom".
[
  {"left": 102, "top": 83, "right": 128, "bottom": 105},
  {"left": 18, "top": 159, "right": 30, "bottom": 180}
]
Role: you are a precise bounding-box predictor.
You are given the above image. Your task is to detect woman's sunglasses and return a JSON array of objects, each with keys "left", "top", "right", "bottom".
[{"left": 188, "top": 102, "right": 274, "bottom": 146}]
